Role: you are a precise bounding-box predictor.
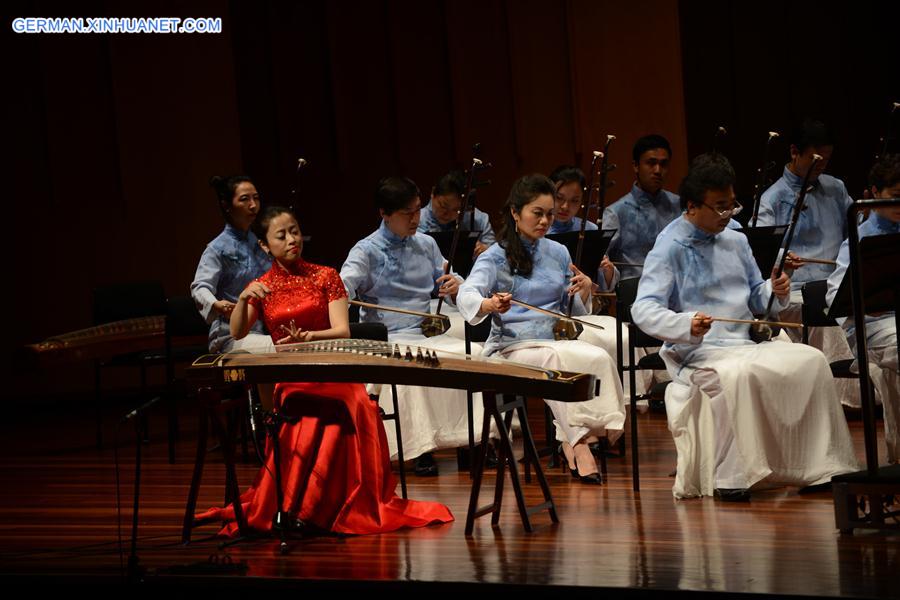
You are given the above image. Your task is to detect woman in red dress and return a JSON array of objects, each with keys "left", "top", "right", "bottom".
[{"left": 198, "top": 206, "right": 453, "bottom": 535}]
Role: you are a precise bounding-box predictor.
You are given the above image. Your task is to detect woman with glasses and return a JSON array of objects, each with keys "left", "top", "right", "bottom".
[
  {"left": 418, "top": 170, "right": 495, "bottom": 258},
  {"left": 632, "top": 153, "right": 859, "bottom": 502}
]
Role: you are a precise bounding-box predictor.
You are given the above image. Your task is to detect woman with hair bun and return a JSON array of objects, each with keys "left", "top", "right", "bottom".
[{"left": 190, "top": 175, "right": 272, "bottom": 352}]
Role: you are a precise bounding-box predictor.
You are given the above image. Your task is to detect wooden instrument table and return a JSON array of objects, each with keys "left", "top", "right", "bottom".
[{"left": 182, "top": 339, "right": 596, "bottom": 539}]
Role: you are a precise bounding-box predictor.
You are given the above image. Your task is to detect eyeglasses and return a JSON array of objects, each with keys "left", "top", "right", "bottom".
[{"left": 703, "top": 200, "right": 743, "bottom": 218}]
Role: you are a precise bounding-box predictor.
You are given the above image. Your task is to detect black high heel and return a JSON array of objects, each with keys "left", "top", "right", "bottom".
[
  {"left": 573, "top": 454, "right": 602, "bottom": 485},
  {"left": 558, "top": 444, "right": 577, "bottom": 479}
]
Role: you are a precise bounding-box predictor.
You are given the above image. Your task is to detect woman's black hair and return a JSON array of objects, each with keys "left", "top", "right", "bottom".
[
  {"left": 499, "top": 174, "right": 556, "bottom": 277},
  {"left": 252, "top": 205, "right": 296, "bottom": 244},
  {"left": 548, "top": 165, "right": 586, "bottom": 189},
  {"left": 678, "top": 153, "right": 736, "bottom": 211},
  {"left": 375, "top": 176, "right": 420, "bottom": 214},
  {"left": 209, "top": 174, "right": 254, "bottom": 223}
]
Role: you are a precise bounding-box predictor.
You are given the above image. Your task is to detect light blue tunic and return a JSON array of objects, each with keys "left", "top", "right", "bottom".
[
  {"left": 340, "top": 221, "right": 458, "bottom": 335},
  {"left": 418, "top": 203, "right": 496, "bottom": 245},
  {"left": 190, "top": 224, "right": 271, "bottom": 351},
  {"left": 457, "top": 237, "right": 590, "bottom": 356},
  {"left": 757, "top": 166, "right": 852, "bottom": 288},
  {"left": 603, "top": 183, "right": 681, "bottom": 279},
  {"left": 548, "top": 216, "right": 598, "bottom": 234},
  {"left": 632, "top": 216, "right": 787, "bottom": 376},
  {"left": 826, "top": 211, "right": 899, "bottom": 346}
]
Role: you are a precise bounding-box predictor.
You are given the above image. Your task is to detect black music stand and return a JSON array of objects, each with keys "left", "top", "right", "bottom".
[
  {"left": 738, "top": 225, "right": 788, "bottom": 275},
  {"left": 426, "top": 231, "right": 479, "bottom": 278},
  {"left": 546, "top": 229, "right": 615, "bottom": 277},
  {"left": 827, "top": 204, "right": 900, "bottom": 534}
]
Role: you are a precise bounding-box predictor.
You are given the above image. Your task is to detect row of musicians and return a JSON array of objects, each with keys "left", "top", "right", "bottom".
[{"left": 189, "top": 129, "right": 898, "bottom": 501}]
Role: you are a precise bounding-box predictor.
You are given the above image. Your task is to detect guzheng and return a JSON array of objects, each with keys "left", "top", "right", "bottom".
[
  {"left": 188, "top": 338, "right": 595, "bottom": 402},
  {"left": 22, "top": 316, "right": 166, "bottom": 366}
]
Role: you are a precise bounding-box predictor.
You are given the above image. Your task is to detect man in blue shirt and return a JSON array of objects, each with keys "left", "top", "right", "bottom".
[
  {"left": 757, "top": 119, "right": 859, "bottom": 408},
  {"left": 632, "top": 153, "right": 858, "bottom": 501},
  {"left": 827, "top": 154, "right": 900, "bottom": 462},
  {"left": 603, "top": 134, "right": 682, "bottom": 280},
  {"left": 342, "top": 176, "right": 482, "bottom": 476}
]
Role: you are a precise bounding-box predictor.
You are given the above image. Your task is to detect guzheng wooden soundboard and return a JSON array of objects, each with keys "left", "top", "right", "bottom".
[
  {"left": 184, "top": 338, "right": 597, "bottom": 538},
  {"left": 22, "top": 316, "right": 166, "bottom": 365}
]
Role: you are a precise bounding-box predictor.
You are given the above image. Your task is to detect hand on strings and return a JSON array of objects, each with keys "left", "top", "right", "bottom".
[
  {"left": 238, "top": 281, "right": 271, "bottom": 303},
  {"left": 436, "top": 266, "right": 460, "bottom": 298},
  {"left": 599, "top": 255, "right": 615, "bottom": 287},
  {"left": 784, "top": 251, "right": 805, "bottom": 272},
  {"left": 276, "top": 320, "right": 313, "bottom": 344},
  {"left": 473, "top": 241, "right": 489, "bottom": 258},
  {"left": 213, "top": 299, "right": 235, "bottom": 317},
  {"left": 481, "top": 292, "right": 512, "bottom": 314},
  {"left": 770, "top": 266, "right": 791, "bottom": 301},
  {"left": 567, "top": 264, "right": 592, "bottom": 299},
  {"left": 691, "top": 312, "right": 713, "bottom": 338}
]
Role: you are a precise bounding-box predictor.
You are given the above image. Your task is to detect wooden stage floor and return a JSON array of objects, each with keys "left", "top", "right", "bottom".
[{"left": 0, "top": 398, "right": 897, "bottom": 597}]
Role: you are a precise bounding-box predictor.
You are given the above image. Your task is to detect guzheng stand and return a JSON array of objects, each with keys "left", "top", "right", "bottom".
[
  {"left": 827, "top": 199, "right": 900, "bottom": 534},
  {"left": 180, "top": 341, "right": 594, "bottom": 543}
]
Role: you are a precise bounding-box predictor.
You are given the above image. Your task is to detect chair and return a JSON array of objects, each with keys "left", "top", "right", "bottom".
[
  {"left": 93, "top": 281, "right": 167, "bottom": 449},
  {"left": 163, "top": 296, "right": 213, "bottom": 463},
  {"left": 615, "top": 277, "right": 671, "bottom": 492},
  {"left": 801, "top": 280, "right": 861, "bottom": 380}
]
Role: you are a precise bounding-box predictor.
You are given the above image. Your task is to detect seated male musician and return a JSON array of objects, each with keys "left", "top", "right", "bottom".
[
  {"left": 827, "top": 153, "right": 900, "bottom": 462},
  {"left": 341, "top": 176, "right": 482, "bottom": 476},
  {"left": 757, "top": 118, "right": 860, "bottom": 408},
  {"left": 632, "top": 153, "right": 859, "bottom": 501}
]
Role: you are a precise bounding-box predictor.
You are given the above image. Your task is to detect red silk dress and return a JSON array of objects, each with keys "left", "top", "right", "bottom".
[{"left": 198, "top": 258, "right": 453, "bottom": 535}]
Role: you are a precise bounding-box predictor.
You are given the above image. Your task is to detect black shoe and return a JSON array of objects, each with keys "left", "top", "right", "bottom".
[
  {"left": 798, "top": 481, "right": 832, "bottom": 494},
  {"left": 558, "top": 444, "right": 578, "bottom": 478},
  {"left": 414, "top": 452, "right": 439, "bottom": 476},
  {"left": 484, "top": 443, "right": 499, "bottom": 469},
  {"left": 714, "top": 488, "right": 751, "bottom": 502}
]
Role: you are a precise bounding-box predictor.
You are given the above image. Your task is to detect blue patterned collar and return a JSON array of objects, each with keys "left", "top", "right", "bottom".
[
  {"left": 378, "top": 220, "right": 410, "bottom": 245},
  {"left": 225, "top": 223, "right": 252, "bottom": 241}
]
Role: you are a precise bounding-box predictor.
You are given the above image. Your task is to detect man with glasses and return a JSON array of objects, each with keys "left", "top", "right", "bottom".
[
  {"left": 632, "top": 153, "right": 859, "bottom": 502},
  {"left": 757, "top": 118, "right": 860, "bottom": 409},
  {"left": 341, "top": 176, "right": 481, "bottom": 477},
  {"left": 418, "top": 170, "right": 495, "bottom": 258}
]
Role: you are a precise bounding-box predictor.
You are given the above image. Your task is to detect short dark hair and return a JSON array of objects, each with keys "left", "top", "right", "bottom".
[
  {"left": 209, "top": 174, "right": 254, "bottom": 223},
  {"left": 633, "top": 134, "right": 672, "bottom": 163},
  {"left": 375, "top": 176, "right": 420, "bottom": 214},
  {"left": 548, "top": 165, "right": 586, "bottom": 189},
  {"left": 433, "top": 170, "right": 466, "bottom": 197},
  {"left": 790, "top": 118, "right": 834, "bottom": 153},
  {"left": 869, "top": 153, "right": 900, "bottom": 192},
  {"left": 678, "top": 153, "right": 736, "bottom": 210}
]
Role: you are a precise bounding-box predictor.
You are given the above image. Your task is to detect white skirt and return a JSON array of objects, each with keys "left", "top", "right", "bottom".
[
  {"left": 577, "top": 314, "right": 653, "bottom": 398},
  {"left": 377, "top": 332, "right": 484, "bottom": 460},
  {"left": 498, "top": 339, "right": 626, "bottom": 445},
  {"left": 664, "top": 341, "right": 860, "bottom": 498}
]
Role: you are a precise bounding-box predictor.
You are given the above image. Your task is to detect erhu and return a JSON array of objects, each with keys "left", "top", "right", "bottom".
[
  {"left": 421, "top": 146, "right": 490, "bottom": 337},
  {"left": 749, "top": 153, "right": 822, "bottom": 342},
  {"left": 749, "top": 131, "right": 780, "bottom": 227},
  {"left": 553, "top": 134, "right": 615, "bottom": 340}
]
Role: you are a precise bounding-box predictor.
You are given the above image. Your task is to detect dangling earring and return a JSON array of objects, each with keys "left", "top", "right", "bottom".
[{"left": 515, "top": 220, "right": 519, "bottom": 234}]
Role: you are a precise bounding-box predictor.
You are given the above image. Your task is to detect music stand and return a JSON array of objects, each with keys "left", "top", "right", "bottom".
[
  {"left": 737, "top": 225, "right": 788, "bottom": 275},
  {"left": 546, "top": 229, "right": 615, "bottom": 277},
  {"left": 425, "top": 231, "right": 479, "bottom": 278},
  {"left": 827, "top": 200, "right": 900, "bottom": 534}
]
